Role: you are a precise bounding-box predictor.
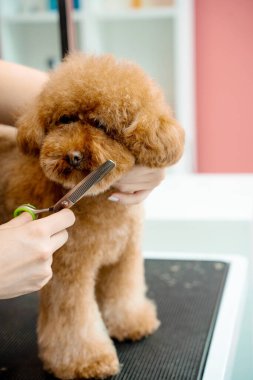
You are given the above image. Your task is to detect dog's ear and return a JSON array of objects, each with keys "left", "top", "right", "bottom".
[
  {"left": 16, "top": 103, "right": 45, "bottom": 155},
  {"left": 123, "top": 111, "right": 185, "bottom": 168}
]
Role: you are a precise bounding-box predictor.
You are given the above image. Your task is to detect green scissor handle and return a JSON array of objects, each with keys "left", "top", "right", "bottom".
[{"left": 13, "top": 204, "right": 38, "bottom": 220}]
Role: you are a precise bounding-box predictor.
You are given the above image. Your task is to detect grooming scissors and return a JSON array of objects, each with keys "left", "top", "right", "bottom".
[{"left": 13, "top": 160, "right": 116, "bottom": 220}]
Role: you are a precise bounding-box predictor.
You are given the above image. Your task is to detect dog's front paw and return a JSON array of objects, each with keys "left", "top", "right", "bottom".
[
  {"left": 40, "top": 340, "right": 120, "bottom": 379},
  {"left": 105, "top": 298, "right": 160, "bottom": 342}
]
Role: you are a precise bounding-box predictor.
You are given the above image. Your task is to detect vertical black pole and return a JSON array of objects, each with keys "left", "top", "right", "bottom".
[{"left": 57, "top": 0, "right": 69, "bottom": 59}]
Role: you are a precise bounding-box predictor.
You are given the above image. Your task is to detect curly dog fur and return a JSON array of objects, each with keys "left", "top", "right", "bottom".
[{"left": 0, "top": 53, "right": 184, "bottom": 379}]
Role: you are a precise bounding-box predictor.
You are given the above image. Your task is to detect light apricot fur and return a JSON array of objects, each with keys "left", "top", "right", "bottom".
[{"left": 0, "top": 53, "right": 184, "bottom": 379}]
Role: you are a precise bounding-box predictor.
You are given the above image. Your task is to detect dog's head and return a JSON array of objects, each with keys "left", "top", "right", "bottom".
[{"left": 17, "top": 53, "right": 184, "bottom": 193}]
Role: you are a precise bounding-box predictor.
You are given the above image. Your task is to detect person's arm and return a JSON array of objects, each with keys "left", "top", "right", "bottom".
[
  {"left": 0, "top": 209, "right": 75, "bottom": 299},
  {"left": 0, "top": 60, "right": 47, "bottom": 126}
]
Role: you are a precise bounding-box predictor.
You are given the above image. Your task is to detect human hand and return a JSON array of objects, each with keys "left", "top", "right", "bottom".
[
  {"left": 109, "top": 165, "right": 166, "bottom": 205},
  {"left": 0, "top": 209, "right": 75, "bottom": 299}
]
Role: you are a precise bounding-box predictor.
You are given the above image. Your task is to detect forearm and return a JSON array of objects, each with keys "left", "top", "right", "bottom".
[{"left": 0, "top": 60, "right": 48, "bottom": 126}]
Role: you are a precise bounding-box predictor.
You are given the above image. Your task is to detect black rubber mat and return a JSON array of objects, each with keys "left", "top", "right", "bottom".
[{"left": 0, "top": 259, "right": 228, "bottom": 380}]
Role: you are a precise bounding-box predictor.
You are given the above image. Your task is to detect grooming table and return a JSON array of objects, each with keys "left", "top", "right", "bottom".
[{"left": 0, "top": 253, "right": 246, "bottom": 380}]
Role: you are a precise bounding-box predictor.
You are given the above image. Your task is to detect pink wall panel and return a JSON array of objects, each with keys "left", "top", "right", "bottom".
[{"left": 195, "top": 0, "right": 253, "bottom": 172}]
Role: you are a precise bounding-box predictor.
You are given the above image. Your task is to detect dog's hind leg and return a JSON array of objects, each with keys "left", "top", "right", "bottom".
[{"left": 96, "top": 241, "right": 160, "bottom": 342}]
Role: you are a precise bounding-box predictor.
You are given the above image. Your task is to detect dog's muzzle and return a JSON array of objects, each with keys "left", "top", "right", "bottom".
[{"left": 65, "top": 151, "right": 83, "bottom": 167}]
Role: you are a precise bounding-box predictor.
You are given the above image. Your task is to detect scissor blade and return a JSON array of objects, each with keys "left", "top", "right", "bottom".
[{"left": 53, "top": 160, "right": 116, "bottom": 212}]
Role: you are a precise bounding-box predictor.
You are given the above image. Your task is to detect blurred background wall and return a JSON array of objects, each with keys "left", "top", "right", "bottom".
[{"left": 196, "top": 0, "right": 253, "bottom": 173}]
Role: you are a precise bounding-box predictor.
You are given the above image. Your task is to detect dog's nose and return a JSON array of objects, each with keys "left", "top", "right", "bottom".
[{"left": 66, "top": 151, "right": 83, "bottom": 167}]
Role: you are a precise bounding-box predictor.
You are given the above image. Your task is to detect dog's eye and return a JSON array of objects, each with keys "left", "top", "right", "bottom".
[
  {"left": 58, "top": 115, "right": 79, "bottom": 124},
  {"left": 89, "top": 119, "right": 106, "bottom": 131}
]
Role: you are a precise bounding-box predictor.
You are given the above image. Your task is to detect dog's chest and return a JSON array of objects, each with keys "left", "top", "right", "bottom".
[{"left": 66, "top": 198, "right": 142, "bottom": 266}]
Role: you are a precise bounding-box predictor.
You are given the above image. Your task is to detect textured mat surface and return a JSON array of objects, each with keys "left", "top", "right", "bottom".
[{"left": 0, "top": 259, "right": 228, "bottom": 380}]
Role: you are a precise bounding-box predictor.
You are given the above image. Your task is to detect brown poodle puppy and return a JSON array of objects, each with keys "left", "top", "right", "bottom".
[{"left": 0, "top": 53, "right": 184, "bottom": 379}]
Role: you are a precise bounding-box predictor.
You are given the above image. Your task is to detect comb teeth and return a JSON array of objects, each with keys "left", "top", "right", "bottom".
[{"left": 68, "top": 160, "right": 115, "bottom": 203}]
